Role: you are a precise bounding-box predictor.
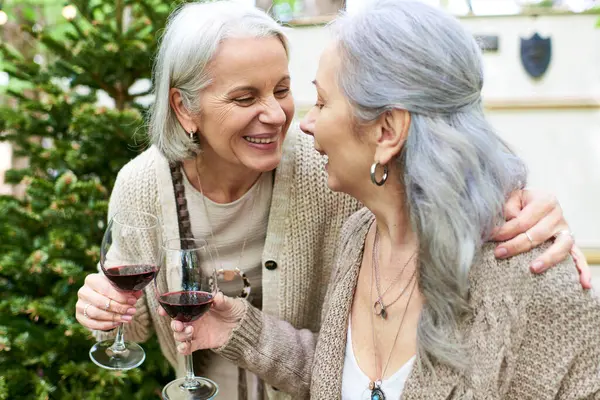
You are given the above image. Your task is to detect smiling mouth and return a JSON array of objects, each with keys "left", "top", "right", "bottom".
[{"left": 244, "top": 136, "right": 278, "bottom": 144}]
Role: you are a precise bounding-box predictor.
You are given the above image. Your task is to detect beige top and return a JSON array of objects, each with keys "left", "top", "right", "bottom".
[
  {"left": 182, "top": 169, "right": 272, "bottom": 305},
  {"left": 218, "top": 208, "right": 600, "bottom": 399},
  {"left": 183, "top": 170, "right": 272, "bottom": 399},
  {"left": 93, "top": 129, "right": 361, "bottom": 400}
]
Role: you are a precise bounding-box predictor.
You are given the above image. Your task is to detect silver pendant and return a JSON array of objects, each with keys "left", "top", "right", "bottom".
[{"left": 373, "top": 300, "right": 387, "bottom": 320}]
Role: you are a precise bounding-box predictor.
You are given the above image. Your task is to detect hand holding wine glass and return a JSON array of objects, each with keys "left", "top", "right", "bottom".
[
  {"left": 76, "top": 273, "right": 142, "bottom": 332},
  {"left": 159, "top": 290, "right": 247, "bottom": 355},
  {"left": 88, "top": 210, "right": 161, "bottom": 371},
  {"left": 156, "top": 238, "right": 250, "bottom": 400}
]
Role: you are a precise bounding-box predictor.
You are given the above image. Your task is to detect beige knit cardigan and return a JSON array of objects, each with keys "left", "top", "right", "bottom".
[
  {"left": 93, "top": 129, "right": 360, "bottom": 397},
  {"left": 218, "top": 208, "right": 600, "bottom": 399}
]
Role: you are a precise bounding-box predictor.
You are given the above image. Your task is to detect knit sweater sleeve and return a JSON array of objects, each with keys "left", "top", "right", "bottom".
[
  {"left": 215, "top": 301, "right": 317, "bottom": 397},
  {"left": 506, "top": 247, "right": 600, "bottom": 398},
  {"left": 92, "top": 150, "right": 160, "bottom": 343}
]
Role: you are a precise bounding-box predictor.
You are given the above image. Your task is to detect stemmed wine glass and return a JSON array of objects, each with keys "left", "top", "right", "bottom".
[
  {"left": 89, "top": 210, "right": 161, "bottom": 371},
  {"left": 156, "top": 238, "right": 252, "bottom": 400},
  {"left": 156, "top": 238, "right": 220, "bottom": 400}
]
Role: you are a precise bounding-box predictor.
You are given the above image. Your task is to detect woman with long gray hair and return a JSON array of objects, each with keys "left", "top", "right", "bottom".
[
  {"left": 169, "top": 1, "right": 600, "bottom": 398},
  {"left": 76, "top": 1, "right": 591, "bottom": 398}
]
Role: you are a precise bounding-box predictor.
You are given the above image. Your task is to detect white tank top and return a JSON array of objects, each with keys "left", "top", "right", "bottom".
[{"left": 342, "top": 318, "right": 415, "bottom": 400}]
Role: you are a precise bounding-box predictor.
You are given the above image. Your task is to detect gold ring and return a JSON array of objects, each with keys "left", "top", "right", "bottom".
[
  {"left": 525, "top": 231, "right": 534, "bottom": 245},
  {"left": 83, "top": 303, "right": 92, "bottom": 318},
  {"left": 104, "top": 298, "right": 112, "bottom": 312}
]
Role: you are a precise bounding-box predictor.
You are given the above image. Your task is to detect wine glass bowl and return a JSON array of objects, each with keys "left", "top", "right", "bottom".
[
  {"left": 158, "top": 290, "right": 215, "bottom": 323},
  {"left": 89, "top": 210, "right": 161, "bottom": 371}
]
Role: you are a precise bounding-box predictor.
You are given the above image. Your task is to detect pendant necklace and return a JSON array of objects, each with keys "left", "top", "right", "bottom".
[
  {"left": 194, "top": 157, "right": 260, "bottom": 294},
  {"left": 368, "top": 226, "right": 417, "bottom": 400},
  {"left": 372, "top": 228, "right": 417, "bottom": 320}
]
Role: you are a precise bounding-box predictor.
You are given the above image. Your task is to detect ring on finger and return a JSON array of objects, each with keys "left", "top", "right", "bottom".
[
  {"left": 104, "top": 298, "right": 112, "bottom": 312},
  {"left": 525, "top": 231, "right": 534, "bottom": 246},
  {"left": 83, "top": 303, "right": 92, "bottom": 319},
  {"left": 553, "top": 230, "right": 575, "bottom": 242}
]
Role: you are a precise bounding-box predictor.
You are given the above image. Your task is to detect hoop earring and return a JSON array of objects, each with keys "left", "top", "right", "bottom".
[{"left": 370, "top": 162, "right": 388, "bottom": 186}]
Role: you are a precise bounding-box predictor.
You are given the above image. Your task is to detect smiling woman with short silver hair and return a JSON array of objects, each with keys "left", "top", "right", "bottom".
[{"left": 74, "top": 1, "right": 592, "bottom": 399}]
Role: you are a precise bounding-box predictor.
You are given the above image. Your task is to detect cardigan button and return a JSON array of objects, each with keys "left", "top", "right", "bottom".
[{"left": 265, "top": 260, "right": 278, "bottom": 270}]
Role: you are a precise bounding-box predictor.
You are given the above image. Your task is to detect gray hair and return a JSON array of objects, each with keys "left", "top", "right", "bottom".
[
  {"left": 332, "top": 0, "right": 527, "bottom": 371},
  {"left": 149, "top": 1, "right": 289, "bottom": 162}
]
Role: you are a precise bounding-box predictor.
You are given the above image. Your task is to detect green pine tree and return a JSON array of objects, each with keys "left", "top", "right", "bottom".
[{"left": 0, "top": 1, "right": 188, "bottom": 398}]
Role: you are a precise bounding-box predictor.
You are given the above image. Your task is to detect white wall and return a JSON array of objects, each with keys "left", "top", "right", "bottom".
[{"left": 0, "top": 142, "right": 11, "bottom": 195}]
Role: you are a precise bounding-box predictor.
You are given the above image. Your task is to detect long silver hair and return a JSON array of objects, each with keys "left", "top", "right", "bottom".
[
  {"left": 333, "top": 0, "right": 527, "bottom": 371},
  {"left": 148, "top": 1, "right": 289, "bottom": 162}
]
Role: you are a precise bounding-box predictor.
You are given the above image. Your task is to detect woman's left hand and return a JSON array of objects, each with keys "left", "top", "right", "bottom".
[{"left": 492, "top": 189, "right": 591, "bottom": 289}]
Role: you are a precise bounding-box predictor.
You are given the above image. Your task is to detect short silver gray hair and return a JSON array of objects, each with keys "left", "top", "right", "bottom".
[
  {"left": 149, "top": 1, "right": 289, "bottom": 162},
  {"left": 332, "top": 0, "right": 527, "bottom": 371}
]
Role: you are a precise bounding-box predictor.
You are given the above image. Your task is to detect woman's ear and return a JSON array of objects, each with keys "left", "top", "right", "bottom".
[
  {"left": 169, "top": 88, "right": 197, "bottom": 133},
  {"left": 373, "top": 109, "right": 410, "bottom": 165}
]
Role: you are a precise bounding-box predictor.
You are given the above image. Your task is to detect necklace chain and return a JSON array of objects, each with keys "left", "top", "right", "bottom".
[
  {"left": 372, "top": 228, "right": 417, "bottom": 319},
  {"left": 193, "top": 156, "right": 261, "bottom": 272},
  {"left": 369, "top": 224, "right": 417, "bottom": 394}
]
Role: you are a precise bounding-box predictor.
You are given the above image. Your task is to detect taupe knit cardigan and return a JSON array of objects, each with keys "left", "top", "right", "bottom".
[{"left": 218, "top": 208, "right": 600, "bottom": 399}]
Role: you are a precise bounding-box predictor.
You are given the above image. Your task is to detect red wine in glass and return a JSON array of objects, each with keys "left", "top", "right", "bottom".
[
  {"left": 158, "top": 291, "right": 214, "bottom": 323},
  {"left": 105, "top": 264, "right": 159, "bottom": 292},
  {"left": 89, "top": 210, "right": 161, "bottom": 371}
]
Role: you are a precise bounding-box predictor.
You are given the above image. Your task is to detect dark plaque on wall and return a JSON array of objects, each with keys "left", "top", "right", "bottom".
[
  {"left": 520, "top": 33, "right": 552, "bottom": 79},
  {"left": 474, "top": 35, "right": 499, "bottom": 52}
]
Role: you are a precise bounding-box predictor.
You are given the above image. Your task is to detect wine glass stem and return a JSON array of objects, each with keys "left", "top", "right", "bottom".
[
  {"left": 182, "top": 341, "right": 199, "bottom": 389},
  {"left": 109, "top": 323, "right": 127, "bottom": 353}
]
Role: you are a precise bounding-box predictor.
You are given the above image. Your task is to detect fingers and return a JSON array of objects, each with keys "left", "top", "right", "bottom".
[
  {"left": 76, "top": 273, "right": 140, "bottom": 331},
  {"left": 158, "top": 305, "right": 167, "bottom": 317},
  {"left": 75, "top": 301, "right": 133, "bottom": 330},
  {"left": 84, "top": 273, "right": 140, "bottom": 305},
  {"left": 211, "top": 291, "right": 231, "bottom": 312},
  {"left": 170, "top": 319, "right": 185, "bottom": 333},
  {"left": 571, "top": 245, "right": 592, "bottom": 289},
  {"left": 528, "top": 228, "right": 574, "bottom": 273},
  {"left": 170, "top": 320, "right": 194, "bottom": 355},
  {"left": 78, "top": 284, "right": 135, "bottom": 316},
  {"left": 494, "top": 192, "right": 556, "bottom": 242},
  {"left": 494, "top": 206, "right": 562, "bottom": 259},
  {"left": 503, "top": 190, "right": 524, "bottom": 221},
  {"left": 177, "top": 341, "right": 192, "bottom": 355},
  {"left": 75, "top": 302, "right": 121, "bottom": 331},
  {"left": 172, "top": 323, "right": 194, "bottom": 343}
]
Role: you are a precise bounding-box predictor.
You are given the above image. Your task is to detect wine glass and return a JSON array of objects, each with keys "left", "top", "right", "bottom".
[
  {"left": 156, "top": 238, "right": 220, "bottom": 400},
  {"left": 89, "top": 210, "right": 161, "bottom": 371}
]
